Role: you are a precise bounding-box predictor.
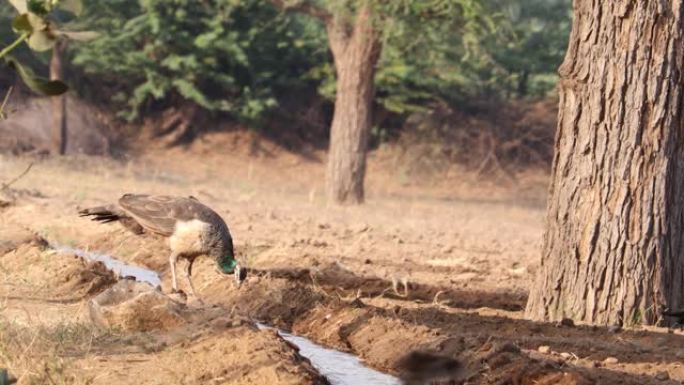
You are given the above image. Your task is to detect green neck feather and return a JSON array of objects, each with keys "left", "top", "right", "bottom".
[{"left": 218, "top": 254, "right": 238, "bottom": 274}]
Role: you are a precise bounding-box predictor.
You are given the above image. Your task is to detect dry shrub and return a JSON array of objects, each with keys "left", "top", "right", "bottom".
[{"left": 392, "top": 99, "right": 557, "bottom": 180}]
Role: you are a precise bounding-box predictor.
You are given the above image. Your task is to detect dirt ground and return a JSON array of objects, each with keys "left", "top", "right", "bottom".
[{"left": 1, "top": 136, "right": 683, "bottom": 385}]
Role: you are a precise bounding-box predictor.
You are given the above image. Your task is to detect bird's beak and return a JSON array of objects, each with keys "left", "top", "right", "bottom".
[{"left": 235, "top": 265, "right": 247, "bottom": 287}]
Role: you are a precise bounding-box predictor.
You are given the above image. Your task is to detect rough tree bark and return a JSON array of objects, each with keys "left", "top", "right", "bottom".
[
  {"left": 526, "top": 1, "right": 684, "bottom": 326},
  {"left": 324, "top": 4, "right": 381, "bottom": 204},
  {"left": 50, "top": 40, "right": 67, "bottom": 155},
  {"left": 269, "top": 1, "right": 381, "bottom": 204}
]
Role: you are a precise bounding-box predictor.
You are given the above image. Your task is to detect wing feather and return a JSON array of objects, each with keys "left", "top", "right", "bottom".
[{"left": 118, "top": 194, "right": 186, "bottom": 236}]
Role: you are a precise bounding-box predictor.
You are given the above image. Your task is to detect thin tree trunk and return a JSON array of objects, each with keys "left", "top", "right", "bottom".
[
  {"left": 50, "top": 40, "right": 67, "bottom": 155},
  {"left": 325, "top": 3, "right": 380, "bottom": 205},
  {"left": 516, "top": 70, "right": 528, "bottom": 98},
  {"left": 525, "top": 1, "right": 684, "bottom": 326}
]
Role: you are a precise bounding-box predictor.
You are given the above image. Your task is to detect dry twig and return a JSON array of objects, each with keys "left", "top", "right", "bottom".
[{"left": 1, "top": 162, "right": 34, "bottom": 191}]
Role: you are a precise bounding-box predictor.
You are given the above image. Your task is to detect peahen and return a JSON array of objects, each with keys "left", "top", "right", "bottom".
[{"left": 78, "top": 194, "right": 246, "bottom": 301}]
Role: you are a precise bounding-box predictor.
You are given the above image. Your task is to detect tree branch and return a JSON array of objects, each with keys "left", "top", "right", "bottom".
[{"left": 269, "top": 0, "right": 332, "bottom": 23}]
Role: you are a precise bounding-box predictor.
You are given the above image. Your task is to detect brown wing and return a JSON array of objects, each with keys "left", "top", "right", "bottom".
[{"left": 118, "top": 194, "right": 200, "bottom": 236}]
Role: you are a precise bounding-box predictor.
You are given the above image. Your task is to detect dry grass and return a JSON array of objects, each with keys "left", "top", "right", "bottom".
[{"left": 0, "top": 316, "right": 119, "bottom": 385}]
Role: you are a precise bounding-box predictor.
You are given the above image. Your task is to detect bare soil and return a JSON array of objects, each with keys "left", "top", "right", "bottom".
[{"left": 1, "top": 136, "right": 683, "bottom": 384}]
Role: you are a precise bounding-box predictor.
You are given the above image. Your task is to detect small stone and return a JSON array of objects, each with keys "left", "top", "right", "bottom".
[
  {"left": 559, "top": 352, "right": 572, "bottom": 360},
  {"left": 655, "top": 371, "right": 669, "bottom": 381},
  {"left": 538, "top": 345, "right": 551, "bottom": 354},
  {"left": 558, "top": 318, "right": 575, "bottom": 327},
  {"left": 603, "top": 357, "right": 619, "bottom": 365},
  {"left": 364, "top": 259, "right": 372, "bottom": 264}
]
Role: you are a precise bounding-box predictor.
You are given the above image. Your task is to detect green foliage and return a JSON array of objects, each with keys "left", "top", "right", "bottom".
[
  {"left": 71, "top": 0, "right": 326, "bottom": 124},
  {"left": 476, "top": 0, "right": 571, "bottom": 98},
  {"left": 304, "top": 0, "right": 570, "bottom": 116},
  {"left": 7, "top": 0, "right": 570, "bottom": 129},
  {"left": 374, "top": 0, "right": 498, "bottom": 114}
]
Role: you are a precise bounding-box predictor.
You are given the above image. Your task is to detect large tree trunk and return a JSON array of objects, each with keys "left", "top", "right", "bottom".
[
  {"left": 526, "top": 2, "right": 684, "bottom": 326},
  {"left": 50, "top": 40, "right": 67, "bottom": 155},
  {"left": 324, "top": 3, "right": 380, "bottom": 205}
]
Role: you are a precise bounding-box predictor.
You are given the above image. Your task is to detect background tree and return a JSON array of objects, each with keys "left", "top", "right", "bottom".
[
  {"left": 273, "top": 0, "right": 492, "bottom": 205},
  {"left": 50, "top": 39, "right": 66, "bottom": 154},
  {"left": 525, "top": 1, "right": 684, "bottom": 326}
]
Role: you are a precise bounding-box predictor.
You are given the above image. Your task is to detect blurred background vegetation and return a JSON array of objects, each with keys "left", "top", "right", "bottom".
[{"left": 0, "top": 0, "right": 571, "bottom": 171}]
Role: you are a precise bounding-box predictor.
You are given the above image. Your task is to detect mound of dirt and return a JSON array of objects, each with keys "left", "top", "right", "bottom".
[
  {"left": 72, "top": 325, "right": 330, "bottom": 385},
  {"left": 89, "top": 280, "right": 185, "bottom": 332},
  {"left": 0, "top": 226, "right": 117, "bottom": 301},
  {"left": 205, "top": 275, "right": 327, "bottom": 329},
  {"left": 58, "top": 259, "right": 117, "bottom": 297},
  {"left": 0, "top": 226, "right": 47, "bottom": 255},
  {"left": 205, "top": 271, "right": 677, "bottom": 385},
  {"left": 259, "top": 262, "right": 527, "bottom": 311}
]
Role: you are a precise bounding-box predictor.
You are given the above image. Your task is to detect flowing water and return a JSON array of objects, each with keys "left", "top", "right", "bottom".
[
  {"left": 258, "top": 324, "right": 401, "bottom": 385},
  {"left": 53, "top": 245, "right": 402, "bottom": 385},
  {"left": 53, "top": 244, "right": 162, "bottom": 287}
]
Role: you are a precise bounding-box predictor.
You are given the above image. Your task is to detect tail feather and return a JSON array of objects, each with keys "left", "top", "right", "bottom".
[
  {"left": 78, "top": 205, "right": 145, "bottom": 235},
  {"left": 78, "top": 205, "right": 123, "bottom": 223},
  {"left": 96, "top": 216, "right": 119, "bottom": 224}
]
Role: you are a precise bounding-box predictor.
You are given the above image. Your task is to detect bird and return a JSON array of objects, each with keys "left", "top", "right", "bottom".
[{"left": 78, "top": 194, "right": 246, "bottom": 301}]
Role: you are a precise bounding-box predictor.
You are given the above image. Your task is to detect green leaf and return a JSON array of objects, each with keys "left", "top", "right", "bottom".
[
  {"left": 5, "top": 56, "right": 68, "bottom": 96},
  {"left": 12, "top": 14, "right": 33, "bottom": 34},
  {"left": 26, "top": 12, "right": 47, "bottom": 31},
  {"left": 27, "top": 29, "right": 56, "bottom": 51},
  {"left": 7, "top": 0, "right": 28, "bottom": 13},
  {"left": 59, "top": 0, "right": 83, "bottom": 16}
]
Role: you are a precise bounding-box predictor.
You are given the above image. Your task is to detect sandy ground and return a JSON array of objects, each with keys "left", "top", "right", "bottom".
[{"left": 1, "top": 140, "right": 683, "bottom": 385}]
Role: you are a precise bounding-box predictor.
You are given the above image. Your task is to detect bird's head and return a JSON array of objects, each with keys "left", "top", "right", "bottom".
[{"left": 217, "top": 253, "right": 247, "bottom": 286}]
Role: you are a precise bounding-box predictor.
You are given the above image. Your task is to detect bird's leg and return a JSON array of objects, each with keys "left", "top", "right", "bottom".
[
  {"left": 185, "top": 259, "right": 203, "bottom": 304},
  {"left": 169, "top": 252, "right": 179, "bottom": 293}
]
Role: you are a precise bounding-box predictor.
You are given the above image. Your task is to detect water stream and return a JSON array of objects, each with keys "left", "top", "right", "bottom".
[
  {"left": 258, "top": 324, "right": 401, "bottom": 385},
  {"left": 52, "top": 245, "right": 401, "bottom": 385},
  {"left": 53, "top": 245, "right": 162, "bottom": 287}
]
